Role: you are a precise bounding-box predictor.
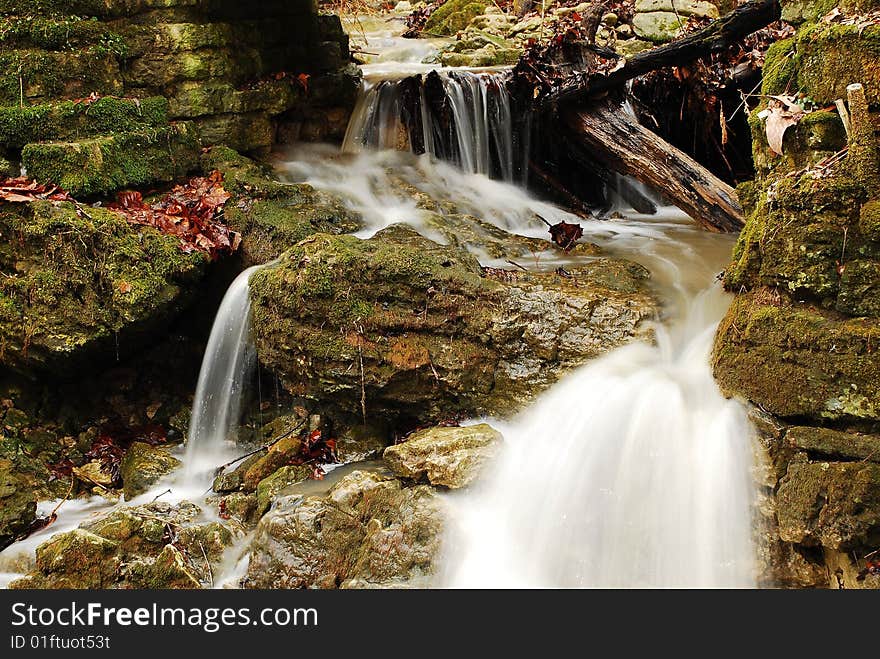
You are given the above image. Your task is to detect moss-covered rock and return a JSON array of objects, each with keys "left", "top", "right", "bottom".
[
  {"left": 255, "top": 464, "right": 312, "bottom": 516},
  {"left": 200, "top": 146, "right": 361, "bottom": 264},
  {"left": 383, "top": 423, "right": 502, "bottom": 488},
  {"left": 0, "top": 96, "right": 169, "bottom": 149},
  {"left": 776, "top": 461, "right": 880, "bottom": 549},
  {"left": 0, "top": 459, "right": 37, "bottom": 548},
  {"left": 425, "top": 0, "right": 489, "bottom": 36},
  {"left": 249, "top": 225, "right": 657, "bottom": 425},
  {"left": 10, "top": 529, "right": 121, "bottom": 589},
  {"left": 0, "top": 200, "right": 206, "bottom": 375},
  {"left": 22, "top": 122, "right": 200, "bottom": 197},
  {"left": 787, "top": 426, "right": 880, "bottom": 462},
  {"left": 11, "top": 500, "right": 239, "bottom": 589},
  {"left": 244, "top": 469, "right": 443, "bottom": 588},
  {"left": 713, "top": 288, "right": 880, "bottom": 422},
  {"left": 119, "top": 441, "right": 181, "bottom": 499}
]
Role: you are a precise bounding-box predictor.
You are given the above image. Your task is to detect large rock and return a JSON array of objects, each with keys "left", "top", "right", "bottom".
[
  {"left": 250, "top": 225, "right": 657, "bottom": 425},
  {"left": 713, "top": 289, "right": 880, "bottom": 422},
  {"left": 383, "top": 423, "right": 502, "bottom": 488},
  {"left": 10, "top": 501, "right": 238, "bottom": 589},
  {"left": 776, "top": 461, "right": 880, "bottom": 550},
  {"left": 119, "top": 442, "right": 181, "bottom": 500},
  {"left": 633, "top": 12, "right": 686, "bottom": 44},
  {"left": 244, "top": 470, "right": 443, "bottom": 588},
  {"left": 634, "top": 0, "right": 719, "bottom": 17},
  {"left": 0, "top": 201, "right": 206, "bottom": 375},
  {"left": 0, "top": 460, "right": 36, "bottom": 549}
]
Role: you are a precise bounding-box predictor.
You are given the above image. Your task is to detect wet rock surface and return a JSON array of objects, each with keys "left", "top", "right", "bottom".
[
  {"left": 9, "top": 501, "right": 239, "bottom": 589},
  {"left": 714, "top": 5, "right": 880, "bottom": 588},
  {"left": 249, "top": 224, "right": 657, "bottom": 426},
  {"left": 383, "top": 423, "right": 502, "bottom": 488},
  {"left": 244, "top": 469, "right": 444, "bottom": 588}
]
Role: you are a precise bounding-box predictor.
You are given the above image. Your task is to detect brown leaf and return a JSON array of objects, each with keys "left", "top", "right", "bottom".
[
  {"left": 758, "top": 97, "right": 804, "bottom": 156},
  {"left": 549, "top": 221, "right": 584, "bottom": 251}
]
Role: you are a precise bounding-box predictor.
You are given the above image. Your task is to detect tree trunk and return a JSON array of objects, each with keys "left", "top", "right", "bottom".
[
  {"left": 549, "top": 0, "right": 781, "bottom": 106},
  {"left": 564, "top": 104, "right": 744, "bottom": 232}
]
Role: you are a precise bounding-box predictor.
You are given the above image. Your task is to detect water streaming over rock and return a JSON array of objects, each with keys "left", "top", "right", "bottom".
[
  {"left": 343, "top": 71, "right": 518, "bottom": 181},
  {"left": 182, "top": 265, "right": 263, "bottom": 488},
  {"left": 442, "top": 284, "right": 757, "bottom": 588}
]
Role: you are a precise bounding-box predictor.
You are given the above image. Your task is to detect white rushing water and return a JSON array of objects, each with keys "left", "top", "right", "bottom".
[
  {"left": 182, "top": 265, "right": 264, "bottom": 490},
  {"left": 276, "top": 18, "right": 759, "bottom": 587},
  {"left": 1, "top": 18, "right": 758, "bottom": 590}
]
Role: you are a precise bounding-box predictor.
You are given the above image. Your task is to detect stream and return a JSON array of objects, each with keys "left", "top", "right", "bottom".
[{"left": 0, "top": 16, "right": 758, "bottom": 589}]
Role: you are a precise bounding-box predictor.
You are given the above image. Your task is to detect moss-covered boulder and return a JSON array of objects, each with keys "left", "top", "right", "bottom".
[
  {"left": 713, "top": 288, "right": 880, "bottom": 422},
  {"left": 383, "top": 423, "right": 502, "bottom": 488},
  {"left": 10, "top": 500, "right": 239, "bottom": 589},
  {"left": 0, "top": 459, "right": 36, "bottom": 548},
  {"left": 777, "top": 461, "right": 880, "bottom": 549},
  {"left": 200, "top": 146, "right": 361, "bottom": 264},
  {"left": 0, "top": 200, "right": 206, "bottom": 375},
  {"left": 10, "top": 529, "right": 121, "bottom": 589},
  {"left": 425, "top": 0, "right": 489, "bottom": 36},
  {"left": 787, "top": 426, "right": 880, "bottom": 463},
  {"left": 254, "top": 464, "right": 312, "bottom": 516},
  {"left": 244, "top": 469, "right": 443, "bottom": 588},
  {"left": 250, "top": 225, "right": 657, "bottom": 426},
  {"left": 22, "top": 122, "right": 201, "bottom": 197},
  {"left": 119, "top": 441, "right": 181, "bottom": 499}
]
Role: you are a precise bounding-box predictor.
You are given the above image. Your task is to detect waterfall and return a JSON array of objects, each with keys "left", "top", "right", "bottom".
[
  {"left": 182, "top": 265, "right": 263, "bottom": 487},
  {"left": 343, "top": 71, "right": 517, "bottom": 181},
  {"left": 443, "top": 283, "right": 757, "bottom": 588}
]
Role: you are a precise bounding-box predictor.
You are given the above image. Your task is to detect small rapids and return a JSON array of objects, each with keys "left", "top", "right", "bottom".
[{"left": 1, "top": 18, "right": 760, "bottom": 590}]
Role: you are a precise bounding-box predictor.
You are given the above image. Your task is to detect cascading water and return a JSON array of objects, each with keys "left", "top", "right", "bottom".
[
  {"left": 182, "top": 265, "right": 263, "bottom": 489},
  {"left": 442, "top": 284, "right": 757, "bottom": 588},
  {"left": 343, "top": 71, "right": 518, "bottom": 181}
]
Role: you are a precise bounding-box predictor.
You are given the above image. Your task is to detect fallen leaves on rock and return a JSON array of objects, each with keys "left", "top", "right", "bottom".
[
  {"left": 758, "top": 95, "right": 805, "bottom": 156},
  {"left": 107, "top": 171, "right": 240, "bottom": 259},
  {"left": 1, "top": 172, "right": 239, "bottom": 259},
  {"left": 0, "top": 177, "right": 75, "bottom": 204}
]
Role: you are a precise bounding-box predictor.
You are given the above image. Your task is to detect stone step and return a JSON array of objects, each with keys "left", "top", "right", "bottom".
[
  {"left": 21, "top": 123, "right": 201, "bottom": 196},
  {"left": 0, "top": 48, "right": 123, "bottom": 105},
  {"left": 0, "top": 0, "right": 316, "bottom": 20},
  {"left": 0, "top": 96, "right": 169, "bottom": 149},
  {"left": 0, "top": 15, "right": 120, "bottom": 50}
]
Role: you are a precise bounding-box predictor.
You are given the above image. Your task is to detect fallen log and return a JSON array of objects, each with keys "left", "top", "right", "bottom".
[
  {"left": 564, "top": 103, "right": 743, "bottom": 232},
  {"left": 549, "top": 0, "right": 781, "bottom": 106}
]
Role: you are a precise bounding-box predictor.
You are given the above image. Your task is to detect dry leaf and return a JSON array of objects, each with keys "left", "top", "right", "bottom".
[{"left": 758, "top": 96, "right": 804, "bottom": 156}]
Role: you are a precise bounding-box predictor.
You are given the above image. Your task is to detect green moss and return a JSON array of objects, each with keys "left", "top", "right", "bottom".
[
  {"left": 0, "top": 200, "right": 205, "bottom": 373},
  {"left": 0, "top": 48, "right": 123, "bottom": 105},
  {"left": 796, "top": 22, "right": 880, "bottom": 106},
  {"left": 425, "top": 0, "right": 489, "bottom": 36},
  {"left": 22, "top": 122, "right": 200, "bottom": 197},
  {"left": 761, "top": 37, "right": 797, "bottom": 95},
  {"left": 0, "top": 96, "right": 168, "bottom": 149},
  {"left": 713, "top": 288, "right": 880, "bottom": 422}
]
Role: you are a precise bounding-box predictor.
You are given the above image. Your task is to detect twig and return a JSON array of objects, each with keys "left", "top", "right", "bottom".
[
  {"left": 506, "top": 259, "right": 529, "bottom": 271},
  {"left": 151, "top": 488, "right": 172, "bottom": 502},
  {"left": 213, "top": 417, "right": 308, "bottom": 476},
  {"left": 199, "top": 541, "right": 214, "bottom": 588}
]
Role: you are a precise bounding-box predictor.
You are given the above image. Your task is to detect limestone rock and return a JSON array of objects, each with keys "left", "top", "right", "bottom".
[
  {"left": 634, "top": 0, "right": 719, "bottom": 18},
  {"left": 244, "top": 470, "right": 444, "bottom": 588},
  {"left": 255, "top": 464, "right": 313, "bottom": 516},
  {"left": 250, "top": 225, "right": 657, "bottom": 425},
  {"left": 383, "top": 423, "right": 503, "bottom": 488},
  {"left": 120, "top": 442, "right": 181, "bottom": 500},
  {"left": 633, "top": 11, "right": 686, "bottom": 43},
  {"left": 776, "top": 461, "right": 880, "bottom": 550}
]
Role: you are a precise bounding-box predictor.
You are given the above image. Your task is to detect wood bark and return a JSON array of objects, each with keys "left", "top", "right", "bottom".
[
  {"left": 549, "top": 0, "right": 781, "bottom": 106},
  {"left": 564, "top": 104, "right": 743, "bottom": 232}
]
